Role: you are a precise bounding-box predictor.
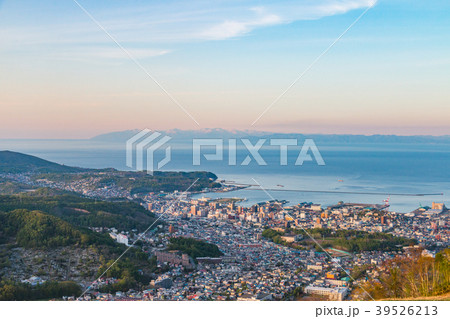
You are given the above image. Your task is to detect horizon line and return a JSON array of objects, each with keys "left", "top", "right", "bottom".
[{"left": 1, "top": 128, "right": 450, "bottom": 141}]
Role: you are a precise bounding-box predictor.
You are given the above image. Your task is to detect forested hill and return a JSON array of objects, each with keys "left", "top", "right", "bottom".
[
  {"left": 167, "top": 237, "right": 223, "bottom": 259},
  {"left": 0, "top": 151, "right": 87, "bottom": 173},
  {"left": 0, "top": 209, "right": 112, "bottom": 248},
  {"left": 0, "top": 192, "right": 156, "bottom": 232}
]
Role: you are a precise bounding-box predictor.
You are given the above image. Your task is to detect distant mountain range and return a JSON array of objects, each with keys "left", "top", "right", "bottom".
[
  {"left": 0, "top": 150, "right": 88, "bottom": 173},
  {"left": 90, "top": 129, "right": 450, "bottom": 144}
]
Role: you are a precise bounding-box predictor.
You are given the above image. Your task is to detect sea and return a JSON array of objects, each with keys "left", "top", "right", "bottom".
[{"left": 0, "top": 139, "right": 448, "bottom": 213}]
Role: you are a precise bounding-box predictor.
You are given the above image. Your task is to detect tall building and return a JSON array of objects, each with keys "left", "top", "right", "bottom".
[
  {"left": 432, "top": 202, "right": 445, "bottom": 210},
  {"left": 190, "top": 205, "right": 197, "bottom": 216}
]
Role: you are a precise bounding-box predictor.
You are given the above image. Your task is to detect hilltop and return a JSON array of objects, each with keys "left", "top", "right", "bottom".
[
  {"left": 354, "top": 248, "right": 450, "bottom": 300},
  {"left": 381, "top": 292, "right": 450, "bottom": 301}
]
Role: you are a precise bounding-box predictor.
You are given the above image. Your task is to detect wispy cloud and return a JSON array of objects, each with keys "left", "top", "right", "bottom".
[
  {"left": 0, "top": 1, "right": 376, "bottom": 53},
  {"left": 197, "top": 0, "right": 376, "bottom": 40},
  {"left": 199, "top": 7, "right": 282, "bottom": 40}
]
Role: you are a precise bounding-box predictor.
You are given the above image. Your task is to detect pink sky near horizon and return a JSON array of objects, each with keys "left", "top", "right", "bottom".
[
  {"left": 0, "top": 124, "right": 449, "bottom": 140},
  {"left": 1, "top": 83, "right": 449, "bottom": 139}
]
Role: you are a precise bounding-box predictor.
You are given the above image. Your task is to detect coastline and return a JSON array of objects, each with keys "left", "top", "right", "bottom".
[{"left": 192, "top": 176, "right": 446, "bottom": 214}]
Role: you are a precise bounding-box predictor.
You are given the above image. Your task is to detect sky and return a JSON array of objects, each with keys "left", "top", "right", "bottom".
[{"left": 0, "top": 0, "right": 449, "bottom": 138}]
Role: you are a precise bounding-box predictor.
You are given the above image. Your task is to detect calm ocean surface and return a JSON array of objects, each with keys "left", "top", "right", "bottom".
[{"left": 1, "top": 139, "right": 448, "bottom": 213}]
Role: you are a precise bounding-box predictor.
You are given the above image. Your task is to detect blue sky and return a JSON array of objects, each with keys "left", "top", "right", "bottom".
[{"left": 0, "top": 0, "right": 449, "bottom": 138}]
